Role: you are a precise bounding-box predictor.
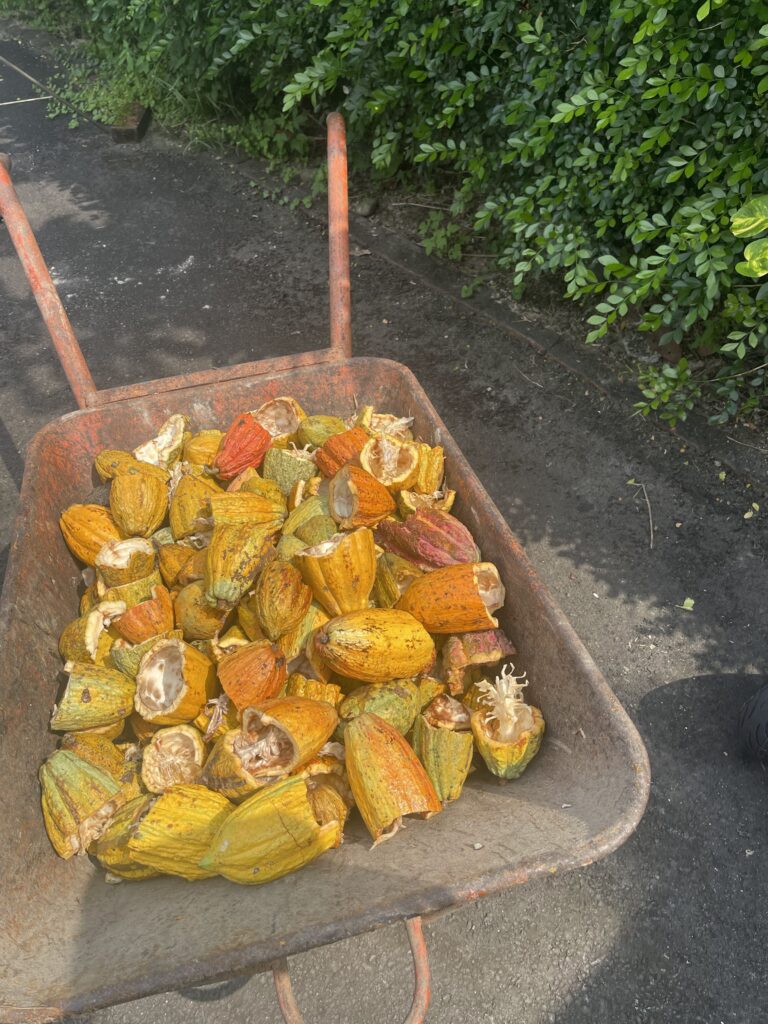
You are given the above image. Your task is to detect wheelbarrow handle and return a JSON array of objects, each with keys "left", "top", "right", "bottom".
[
  {"left": 271, "top": 916, "right": 431, "bottom": 1024},
  {"left": 0, "top": 113, "right": 352, "bottom": 410},
  {"left": 0, "top": 151, "right": 99, "bottom": 408}
]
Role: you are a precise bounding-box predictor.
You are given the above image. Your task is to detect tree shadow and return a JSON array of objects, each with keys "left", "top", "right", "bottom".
[{"left": 545, "top": 672, "right": 768, "bottom": 1024}]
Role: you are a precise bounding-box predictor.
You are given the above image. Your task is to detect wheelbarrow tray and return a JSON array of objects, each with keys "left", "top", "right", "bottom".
[{"left": 0, "top": 356, "right": 650, "bottom": 1023}]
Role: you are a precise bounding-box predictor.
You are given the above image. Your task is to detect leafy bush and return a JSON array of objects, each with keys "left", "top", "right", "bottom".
[{"left": 6, "top": 0, "right": 768, "bottom": 421}]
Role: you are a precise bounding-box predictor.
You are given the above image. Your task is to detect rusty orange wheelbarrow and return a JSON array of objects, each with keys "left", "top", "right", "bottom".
[{"left": 0, "top": 114, "right": 649, "bottom": 1023}]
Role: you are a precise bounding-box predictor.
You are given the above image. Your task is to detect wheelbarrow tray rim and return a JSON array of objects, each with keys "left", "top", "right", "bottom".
[{"left": 0, "top": 356, "right": 650, "bottom": 1022}]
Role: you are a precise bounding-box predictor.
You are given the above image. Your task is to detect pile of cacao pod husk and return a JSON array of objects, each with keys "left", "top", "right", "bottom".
[{"left": 41, "top": 399, "right": 544, "bottom": 885}]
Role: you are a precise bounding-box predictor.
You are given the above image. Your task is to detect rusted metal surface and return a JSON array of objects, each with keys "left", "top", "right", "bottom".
[
  {"left": 271, "top": 916, "right": 430, "bottom": 1024},
  {"left": 0, "top": 358, "right": 650, "bottom": 1020},
  {"left": 0, "top": 153, "right": 96, "bottom": 410},
  {"left": 326, "top": 112, "right": 352, "bottom": 360},
  {"left": 0, "top": 116, "right": 649, "bottom": 1022},
  {"left": 84, "top": 347, "right": 346, "bottom": 408}
]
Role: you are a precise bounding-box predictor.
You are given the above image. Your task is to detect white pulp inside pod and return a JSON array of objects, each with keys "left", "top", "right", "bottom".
[
  {"left": 137, "top": 642, "right": 185, "bottom": 714},
  {"left": 302, "top": 532, "right": 346, "bottom": 558},
  {"left": 235, "top": 711, "right": 294, "bottom": 775},
  {"left": 97, "top": 537, "right": 154, "bottom": 569},
  {"left": 365, "top": 436, "right": 416, "bottom": 482},
  {"left": 143, "top": 728, "right": 204, "bottom": 791},
  {"left": 476, "top": 564, "right": 505, "bottom": 615},
  {"left": 330, "top": 470, "right": 356, "bottom": 520},
  {"left": 255, "top": 400, "right": 301, "bottom": 437}
]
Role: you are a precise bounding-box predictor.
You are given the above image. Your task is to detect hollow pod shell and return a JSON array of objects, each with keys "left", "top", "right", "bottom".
[
  {"left": 375, "top": 509, "right": 480, "bottom": 572},
  {"left": 356, "top": 409, "right": 414, "bottom": 440},
  {"left": 133, "top": 414, "right": 187, "bottom": 469},
  {"left": 294, "top": 514, "right": 337, "bottom": 547},
  {"left": 276, "top": 534, "right": 307, "bottom": 564},
  {"left": 59, "top": 733, "right": 141, "bottom": 797},
  {"left": 217, "top": 639, "right": 287, "bottom": 711},
  {"left": 169, "top": 473, "right": 219, "bottom": 540},
  {"left": 278, "top": 603, "right": 330, "bottom": 662},
  {"left": 201, "top": 697, "right": 338, "bottom": 801},
  {"left": 328, "top": 465, "right": 396, "bottom": 529},
  {"left": 345, "top": 713, "right": 441, "bottom": 845},
  {"left": 58, "top": 601, "right": 125, "bottom": 665},
  {"left": 301, "top": 745, "right": 354, "bottom": 829},
  {"left": 110, "top": 628, "right": 183, "bottom": 680},
  {"left": 284, "top": 673, "right": 343, "bottom": 707},
  {"left": 208, "top": 491, "right": 286, "bottom": 531},
  {"left": 396, "top": 488, "right": 456, "bottom": 516},
  {"left": 281, "top": 495, "right": 329, "bottom": 537},
  {"left": 97, "top": 568, "right": 164, "bottom": 609},
  {"left": 39, "top": 749, "right": 130, "bottom": 859},
  {"left": 470, "top": 666, "right": 545, "bottom": 781},
  {"left": 199, "top": 773, "right": 341, "bottom": 885},
  {"left": 183, "top": 429, "right": 224, "bottom": 467},
  {"left": 194, "top": 693, "right": 240, "bottom": 742},
  {"left": 236, "top": 591, "right": 265, "bottom": 642},
  {"left": 95, "top": 538, "right": 156, "bottom": 589},
  {"left": 174, "top": 580, "right": 230, "bottom": 641},
  {"left": 140, "top": 724, "right": 207, "bottom": 793},
  {"left": 94, "top": 449, "right": 169, "bottom": 483},
  {"left": 337, "top": 679, "right": 420, "bottom": 737},
  {"left": 91, "top": 795, "right": 159, "bottom": 880},
  {"left": 296, "top": 415, "right": 346, "bottom": 449},
  {"left": 60, "top": 504, "right": 124, "bottom": 566},
  {"left": 128, "top": 710, "right": 161, "bottom": 744},
  {"left": 262, "top": 446, "right": 317, "bottom": 496},
  {"left": 295, "top": 528, "right": 376, "bottom": 617},
  {"left": 127, "top": 784, "right": 232, "bottom": 880},
  {"left": 411, "top": 696, "right": 474, "bottom": 803},
  {"left": 415, "top": 676, "right": 447, "bottom": 710},
  {"left": 239, "top": 474, "right": 287, "bottom": 507},
  {"left": 109, "top": 469, "right": 169, "bottom": 538},
  {"left": 441, "top": 628, "right": 516, "bottom": 695},
  {"left": 112, "top": 585, "right": 174, "bottom": 645},
  {"left": 157, "top": 543, "right": 196, "bottom": 588},
  {"left": 134, "top": 637, "right": 217, "bottom": 725},
  {"left": 252, "top": 396, "right": 307, "bottom": 448},
  {"left": 311, "top": 609, "right": 435, "bottom": 683},
  {"left": 371, "top": 551, "right": 400, "bottom": 609},
  {"left": 213, "top": 412, "right": 272, "bottom": 480},
  {"left": 204, "top": 523, "right": 276, "bottom": 607},
  {"left": 413, "top": 443, "right": 445, "bottom": 494},
  {"left": 396, "top": 562, "right": 505, "bottom": 633},
  {"left": 252, "top": 560, "right": 312, "bottom": 641},
  {"left": 314, "top": 426, "right": 369, "bottom": 478},
  {"left": 359, "top": 435, "right": 419, "bottom": 490},
  {"left": 51, "top": 662, "right": 136, "bottom": 732}
]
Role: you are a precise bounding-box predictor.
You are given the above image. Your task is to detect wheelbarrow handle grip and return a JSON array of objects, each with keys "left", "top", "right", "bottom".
[
  {"left": 0, "top": 114, "right": 352, "bottom": 410},
  {"left": 271, "top": 916, "right": 431, "bottom": 1024}
]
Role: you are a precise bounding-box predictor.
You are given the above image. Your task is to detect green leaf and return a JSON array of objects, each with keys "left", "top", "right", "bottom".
[
  {"left": 731, "top": 195, "right": 768, "bottom": 238},
  {"left": 696, "top": 0, "right": 710, "bottom": 19},
  {"left": 745, "top": 236, "right": 768, "bottom": 274}
]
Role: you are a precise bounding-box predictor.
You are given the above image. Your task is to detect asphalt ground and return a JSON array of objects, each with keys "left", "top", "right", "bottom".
[{"left": 1, "top": 22, "right": 767, "bottom": 1024}]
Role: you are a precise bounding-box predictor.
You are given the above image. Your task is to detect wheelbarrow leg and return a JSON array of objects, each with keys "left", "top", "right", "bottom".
[{"left": 271, "top": 916, "right": 431, "bottom": 1023}]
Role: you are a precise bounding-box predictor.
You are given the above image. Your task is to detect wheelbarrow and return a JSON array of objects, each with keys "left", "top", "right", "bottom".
[{"left": 0, "top": 114, "right": 650, "bottom": 1023}]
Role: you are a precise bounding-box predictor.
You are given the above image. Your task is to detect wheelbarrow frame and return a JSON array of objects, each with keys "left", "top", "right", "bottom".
[{"left": 0, "top": 115, "right": 650, "bottom": 1024}]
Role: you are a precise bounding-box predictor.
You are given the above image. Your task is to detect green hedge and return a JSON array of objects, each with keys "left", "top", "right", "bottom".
[{"left": 10, "top": 0, "right": 768, "bottom": 421}]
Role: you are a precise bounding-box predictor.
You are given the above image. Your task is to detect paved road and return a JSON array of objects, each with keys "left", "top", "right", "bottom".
[{"left": 1, "top": 23, "right": 766, "bottom": 1024}]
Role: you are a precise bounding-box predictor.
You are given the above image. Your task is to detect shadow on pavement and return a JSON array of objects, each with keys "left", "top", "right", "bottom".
[{"left": 548, "top": 672, "right": 767, "bottom": 1024}]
